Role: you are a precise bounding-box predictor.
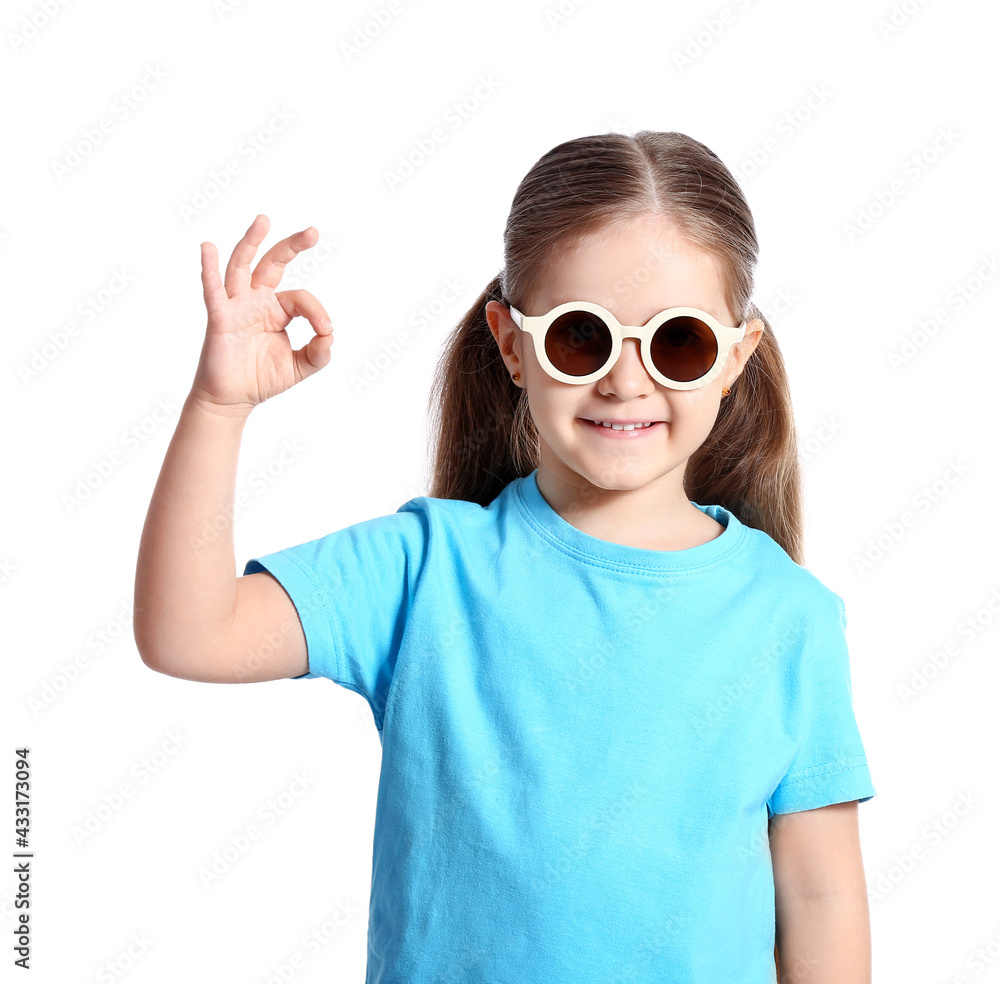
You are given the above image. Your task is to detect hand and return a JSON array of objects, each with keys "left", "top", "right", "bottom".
[{"left": 191, "top": 214, "right": 334, "bottom": 413}]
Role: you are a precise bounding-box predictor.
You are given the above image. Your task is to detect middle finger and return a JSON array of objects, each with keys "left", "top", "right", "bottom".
[
  {"left": 224, "top": 214, "right": 270, "bottom": 296},
  {"left": 250, "top": 226, "right": 319, "bottom": 291}
]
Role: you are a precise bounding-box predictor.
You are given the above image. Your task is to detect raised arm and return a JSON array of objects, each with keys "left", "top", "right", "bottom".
[{"left": 133, "top": 215, "right": 334, "bottom": 683}]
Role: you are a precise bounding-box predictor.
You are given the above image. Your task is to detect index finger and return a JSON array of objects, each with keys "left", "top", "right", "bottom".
[
  {"left": 224, "top": 214, "right": 270, "bottom": 296},
  {"left": 250, "top": 226, "right": 319, "bottom": 291},
  {"left": 200, "top": 241, "right": 227, "bottom": 320}
]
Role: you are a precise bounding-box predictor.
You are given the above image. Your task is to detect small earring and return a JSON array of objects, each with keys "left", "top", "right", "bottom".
[
  {"left": 512, "top": 373, "right": 520, "bottom": 382},
  {"left": 722, "top": 386, "right": 730, "bottom": 396}
]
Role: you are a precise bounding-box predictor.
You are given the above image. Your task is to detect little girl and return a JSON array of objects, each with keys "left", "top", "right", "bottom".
[{"left": 134, "top": 130, "right": 876, "bottom": 984}]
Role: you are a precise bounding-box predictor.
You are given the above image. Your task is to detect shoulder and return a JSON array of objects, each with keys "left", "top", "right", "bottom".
[
  {"left": 303, "top": 485, "right": 511, "bottom": 558},
  {"left": 734, "top": 518, "right": 846, "bottom": 631},
  {"left": 396, "top": 475, "right": 521, "bottom": 529},
  {"left": 391, "top": 490, "right": 501, "bottom": 548},
  {"left": 396, "top": 492, "right": 493, "bottom": 529},
  {"left": 397, "top": 493, "right": 490, "bottom": 520}
]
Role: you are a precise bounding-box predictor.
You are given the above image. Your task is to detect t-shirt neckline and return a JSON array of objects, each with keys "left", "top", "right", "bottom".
[{"left": 512, "top": 467, "right": 747, "bottom": 574}]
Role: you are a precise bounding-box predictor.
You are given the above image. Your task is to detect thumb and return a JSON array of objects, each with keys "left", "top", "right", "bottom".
[{"left": 293, "top": 331, "right": 334, "bottom": 383}]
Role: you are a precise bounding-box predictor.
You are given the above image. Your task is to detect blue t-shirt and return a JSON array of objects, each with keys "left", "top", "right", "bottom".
[{"left": 243, "top": 468, "right": 876, "bottom": 983}]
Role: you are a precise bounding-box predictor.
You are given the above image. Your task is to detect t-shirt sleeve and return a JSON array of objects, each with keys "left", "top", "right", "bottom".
[
  {"left": 767, "top": 593, "right": 877, "bottom": 817},
  {"left": 241, "top": 500, "right": 430, "bottom": 731}
]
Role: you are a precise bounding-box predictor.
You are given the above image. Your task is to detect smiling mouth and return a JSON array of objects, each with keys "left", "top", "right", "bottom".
[{"left": 583, "top": 419, "right": 662, "bottom": 430}]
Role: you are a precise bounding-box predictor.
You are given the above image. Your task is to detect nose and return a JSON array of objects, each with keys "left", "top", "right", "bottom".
[{"left": 597, "top": 338, "right": 655, "bottom": 397}]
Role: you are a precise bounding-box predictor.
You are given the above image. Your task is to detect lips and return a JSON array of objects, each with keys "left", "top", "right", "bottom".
[
  {"left": 586, "top": 419, "right": 657, "bottom": 428},
  {"left": 580, "top": 418, "right": 665, "bottom": 438}
]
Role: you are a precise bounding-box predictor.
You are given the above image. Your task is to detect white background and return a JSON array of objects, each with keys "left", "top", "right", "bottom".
[{"left": 4, "top": 0, "right": 999, "bottom": 980}]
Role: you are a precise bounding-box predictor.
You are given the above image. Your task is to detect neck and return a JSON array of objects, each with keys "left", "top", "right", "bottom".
[{"left": 534, "top": 463, "right": 723, "bottom": 552}]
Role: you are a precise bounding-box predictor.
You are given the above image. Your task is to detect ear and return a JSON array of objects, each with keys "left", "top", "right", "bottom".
[
  {"left": 722, "top": 317, "right": 764, "bottom": 389},
  {"left": 485, "top": 300, "right": 525, "bottom": 381}
]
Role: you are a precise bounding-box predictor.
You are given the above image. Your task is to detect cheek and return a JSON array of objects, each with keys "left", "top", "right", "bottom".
[
  {"left": 525, "top": 382, "right": 570, "bottom": 421},
  {"left": 668, "top": 395, "right": 721, "bottom": 438},
  {"left": 521, "top": 385, "right": 553, "bottom": 432},
  {"left": 523, "top": 390, "right": 589, "bottom": 451}
]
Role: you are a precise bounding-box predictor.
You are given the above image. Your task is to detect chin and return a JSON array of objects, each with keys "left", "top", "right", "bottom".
[{"left": 570, "top": 456, "right": 671, "bottom": 492}]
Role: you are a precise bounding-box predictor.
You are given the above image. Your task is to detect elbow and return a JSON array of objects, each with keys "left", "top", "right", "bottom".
[
  {"left": 133, "top": 621, "right": 159, "bottom": 671},
  {"left": 136, "top": 645, "right": 191, "bottom": 680},
  {"left": 133, "top": 621, "right": 173, "bottom": 675},
  {"left": 133, "top": 612, "right": 177, "bottom": 675},
  {"left": 136, "top": 640, "right": 166, "bottom": 674},
  {"left": 133, "top": 635, "right": 228, "bottom": 684}
]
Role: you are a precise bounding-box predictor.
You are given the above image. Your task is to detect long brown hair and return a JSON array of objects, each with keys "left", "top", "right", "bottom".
[{"left": 424, "top": 130, "right": 803, "bottom": 564}]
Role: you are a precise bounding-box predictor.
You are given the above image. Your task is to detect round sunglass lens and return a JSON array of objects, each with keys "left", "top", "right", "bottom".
[
  {"left": 651, "top": 316, "right": 718, "bottom": 383},
  {"left": 545, "top": 311, "right": 613, "bottom": 377}
]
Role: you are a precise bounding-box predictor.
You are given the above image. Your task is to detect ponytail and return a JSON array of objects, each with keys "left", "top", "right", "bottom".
[
  {"left": 684, "top": 303, "right": 804, "bottom": 564},
  {"left": 425, "top": 274, "right": 538, "bottom": 507}
]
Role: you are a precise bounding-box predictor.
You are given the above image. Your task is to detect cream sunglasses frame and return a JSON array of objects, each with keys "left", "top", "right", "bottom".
[{"left": 507, "top": 300, "right": 747, "bottom": 391}]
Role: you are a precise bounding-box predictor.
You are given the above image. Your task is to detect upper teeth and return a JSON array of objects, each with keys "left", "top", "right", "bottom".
[{"left": 592, "top": 420, "right": 653, "bottom": 430}]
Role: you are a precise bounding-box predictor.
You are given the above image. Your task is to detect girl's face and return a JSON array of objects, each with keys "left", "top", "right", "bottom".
[{"left": 486, "top": 213, "right": 763, "bottom": 505}]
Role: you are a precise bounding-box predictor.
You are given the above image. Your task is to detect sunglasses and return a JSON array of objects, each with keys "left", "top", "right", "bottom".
[{"left": 507, "top": 300, "right": 747, "bottom": 391}]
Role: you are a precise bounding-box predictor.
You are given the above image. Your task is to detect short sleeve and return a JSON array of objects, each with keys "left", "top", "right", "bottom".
[
  {"left": 767, "top": 594, "right": 877, "bottom": 817},
  {"left": 241, "top": 501, "right": 429, "bottom": 731}
]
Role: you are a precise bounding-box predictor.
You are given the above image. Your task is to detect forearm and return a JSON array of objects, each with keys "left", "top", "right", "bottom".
[
  {"left": 775, "top": 889, "right": 871, "bottom": 984},
  {"left": 133, "top": 390, "right": 252, "bottom": 669}
]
